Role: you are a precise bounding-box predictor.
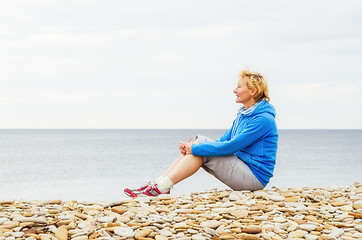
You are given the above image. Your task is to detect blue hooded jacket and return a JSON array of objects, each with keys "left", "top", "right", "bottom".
[{"left": 192, "top": 100, "right": 278, "bottom": 186}]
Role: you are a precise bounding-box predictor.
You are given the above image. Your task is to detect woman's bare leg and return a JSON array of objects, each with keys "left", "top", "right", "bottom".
[
  {"left": 124, "top": 145, "right": 203, "bottom": 197},
  {"left": 162, "top": 138, "right": 200, "bottom": 180},
  {"left": 161, "top": 155, "right": 186, "bottom": 178},
  {"left": 166, "top": 154, "right": 203, "bottom": 184}
]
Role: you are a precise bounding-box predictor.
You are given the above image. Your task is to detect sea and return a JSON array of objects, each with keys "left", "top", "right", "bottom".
[{"left": 0, "top": 129, "right": 361, "bottom": 202}]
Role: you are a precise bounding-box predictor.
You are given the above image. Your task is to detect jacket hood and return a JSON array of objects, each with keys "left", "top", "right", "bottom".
[{"left": 238, "top": 100, "right": 276, "bottom": 118}]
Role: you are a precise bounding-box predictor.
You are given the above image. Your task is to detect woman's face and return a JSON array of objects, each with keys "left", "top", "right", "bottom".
[{"left": 233, "top": 77, "right": 255, "bottom": 107}]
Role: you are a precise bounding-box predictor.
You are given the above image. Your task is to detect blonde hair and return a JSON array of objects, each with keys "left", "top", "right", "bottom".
[{"left": 239, "top": 69, "right": 270, "bottom": 102}]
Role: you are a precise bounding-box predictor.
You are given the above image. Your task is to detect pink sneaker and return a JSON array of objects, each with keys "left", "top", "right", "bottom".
[
  {"left": 125, "top": 183, "right": 170, "bottom": 198},
  {"left": 124, "top": 181, "right": 152, "bottom": 198}
]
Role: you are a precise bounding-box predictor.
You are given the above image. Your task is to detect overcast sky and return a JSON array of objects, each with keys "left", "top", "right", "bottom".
[{"left": 1, "top": 0, "right": 361, "bottom": 129}]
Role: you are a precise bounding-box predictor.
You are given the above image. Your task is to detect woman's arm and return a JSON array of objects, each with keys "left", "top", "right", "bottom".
[
  {"left": 192, "top": 115, "right": 272, "bottom": 156},
  {"left": 215, "top": 116, "right": 239, "bottom": 142},
  {"left": 218, "top": 128, "right": 232, "bottom": 142}
]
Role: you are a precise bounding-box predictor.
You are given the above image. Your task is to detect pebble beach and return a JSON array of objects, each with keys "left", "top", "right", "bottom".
[{"left": 1, "top": 183, "right": 361, "bottom": 240}]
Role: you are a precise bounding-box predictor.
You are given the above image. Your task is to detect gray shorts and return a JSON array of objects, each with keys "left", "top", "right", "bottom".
[{"left": 195, "top": 135, "right": 264, "bottom": 191}]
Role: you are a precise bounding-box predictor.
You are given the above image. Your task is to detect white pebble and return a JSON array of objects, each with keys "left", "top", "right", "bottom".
[
  {"left": 329, "top": 229, "right": 344, "bottom": 238},
  {"left": 305, "top": 234, "right": 318, "bottom": 240},
  {"left": 187, "top": 229, "right": 198, "bottom": 234},
  {"left": 229, "top": 193, "right": 240, "bottom": 201},
  {"left": 159, "top": 229, "right": 173, "bottom": 237},
  {"left": 71, "top": 236, "right": 88, "bottom": 240},
  {"left": 200, "top": 220, "right": 221, "bottom": 229},
  {"left": 352, "top": 232, "right": 362, "bottom": 238},
  {"left": 268, "top": 195, "right": 285, "bottom": 202},
  {"left": 11, "top": 232, "right": 24, "bottom": 238},
  {"left": 220, "top": 202, "right": 233, "bottom": 208},
  {"left": 0, "top": 218, "right": 8, "bottom": 225},
  {"left": 114, "top": 227, "right": 134, "bottom": 238},
  {"left": 299, "top": 224, "right": 317, "bottom": 231},
  {"left": 191, "top": 234, "right": 206, "bottom": 240},
  {"left": 98, "top": 216, "right": 116, "bottom": 223}
]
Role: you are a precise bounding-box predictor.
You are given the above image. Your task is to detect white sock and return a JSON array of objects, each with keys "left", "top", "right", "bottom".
[
  {"left": 155, "top": 176, "right": 174, "bottom": 193},
  {"left": 155, "top": 175, "right": 164, "bottom": 184}
]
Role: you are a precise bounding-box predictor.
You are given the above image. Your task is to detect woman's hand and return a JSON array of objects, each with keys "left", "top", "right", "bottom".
[{"left": 179, "top": 139, "right": 193, "bottom": 155}]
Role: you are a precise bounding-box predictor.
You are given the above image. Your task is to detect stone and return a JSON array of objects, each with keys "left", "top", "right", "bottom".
[
  {"left": 299, "top": 224, "right": 317, "bottom": 231},
  {"left": 98, "top": 216, "right": 116, "bottom": 223},
  {"left": 238, "top": 233, "right": 261, "bottom": 239},
  {"left": 155, "top": 235, "right": 168, "bottom": 240},
  {"left": 352, "top": 232, "right": 362, "bottom": 238},
  {"left": 11, "top": 232, "right": 24, "bottom": 238},
  {"left": 229, "top": 193, "right": 241, "bottom": 201},
  {"left": 118, "top": 216, "right": 131, "bottom": 223},
  {"left": 305, "top": 234, "right": 318, "bottom": 240},
  {"left": 204, "top": 227, "right": 218, "bottom": 236},
  {"left": 172, "top": 216, "right": 185, "bottom": 222},
  {"left": 242, "top": 226, "right": 262, "bottom": 234},
  {"left": 261, "top": 232, "right": 273, "bottom": 240},
  {"left": 200, "top": 220, "right": 222, "bottom": 229},
  {"left": 254, "top": 191, "right": 267, "bottom": 197},
  {"left": 159, "top": 229, "right": 173, "bottom": 237},
  {"left": 285, "top": 196, "right": 299, "bottom": 202},
  {"left": 72, "top": 237, "right": 88, "bottom": 240},
  {"left": 215, "top": 225, "right": 229, "bottom": 235},
  {"left": 114, "top": 227, "right": 135, "bottom": 238},
  {"left": 262, "top": 224, "right": 275, "bottom": 232},
  {"left": 13, "top": 216, "right": 47, "bottom": 224},
  {"left": 192, "top": 234, "right": 207, "bottom": 240},
  {"left": 304, "top": 215, "right": 323, "bottom": 224},
  {"left": 40, "top": 200, "right": 62, "bottom": 205},
  {"left": 219, "top": 233, "right": 235, "bottom": 239},
  {"left": 220, "top": 202, "right": 234, "bottom": 208},
  {"left": 277, "top": 207, "right": 296, "bottom": 214},
  {"left": 270, "top": 234, "right": 283, "bottom": 240},
  {"left": 353, "top": 200, "right": 362, "bottom": 210},
  {"left": 273, "top": 217, "right": 287, "bottom": 223},
  {"left": 55, "top": 226, "right": 68, "bottom": 240},
  {"left": 328, "top": 229, "right": 344, "bottom": 238},
  {"left": 229, "top": 192, "right": 245, "bottom": 201},
  {"left": 287, "top": 221, "right": 298, "bottom": 232},
  {"left": 111, "top": 206, "right": 127, "bottom": 214},
  {"left": 0, "top": 218, "right": 8, "bottom": 225},
  {"left": 268, "top": 195, "right": 285, "bottom": 202},
  {"left": 355, "top": 224, "right": 362, "bottom": 233},
  {"left": 317, "top": 235, "right": 329, "bottom": 240},
  {"left": 188, "top": 229, "right": 198, "bottom": 234},
  {"left": 288, "top": 230, "right": 306, "bottom": 238},
  {"left": 135, "top": 229, "right": 152, "bottom": 239},
  {"left": 230, "top": 210, "right": 248, "bottom": 219},
  {"left": 254, "top": 215, "right": 268, "bottom": 221},
  {"left": 71, "top": 232, "right": 89, "bottom": 239},
  {"left": 331, "top": 200, "right": 346, "bottom": 207}
]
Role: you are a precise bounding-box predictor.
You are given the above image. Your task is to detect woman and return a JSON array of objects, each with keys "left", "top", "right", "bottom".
[{"left": 124, "top": 69, "right": 278, "bottom": 197}]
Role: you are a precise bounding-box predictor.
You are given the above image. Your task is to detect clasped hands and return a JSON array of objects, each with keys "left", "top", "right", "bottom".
[{"left": 179, "top": 139, "right": 195, "bottom": 155}]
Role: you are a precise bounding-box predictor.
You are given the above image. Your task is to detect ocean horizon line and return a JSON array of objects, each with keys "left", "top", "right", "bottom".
[{"left": 0, "top": 128, "right": 361, "bottom": 131}]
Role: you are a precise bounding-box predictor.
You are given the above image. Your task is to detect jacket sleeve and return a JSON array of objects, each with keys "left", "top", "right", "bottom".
[
  {"left": 218, "top": 128, "right": 232, "bottom": 142},
  {"left": 216, "top": 115, "right": 240, "bottom": 142},
  {"left": 192, "top": 115, "right": 272, "bottom": 156}
]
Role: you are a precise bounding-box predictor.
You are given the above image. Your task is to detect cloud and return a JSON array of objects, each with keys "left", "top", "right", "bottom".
[
  {"left": 271, "top": 82, "right": 362, "bottom": 129},
  {"left": 0, "top": 0, "right": 361, "bottom": 128}
]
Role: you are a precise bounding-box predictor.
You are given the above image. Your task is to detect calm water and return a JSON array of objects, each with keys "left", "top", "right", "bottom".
[{"left": 0, "top": 129, "right": 361, "bottom": 201}]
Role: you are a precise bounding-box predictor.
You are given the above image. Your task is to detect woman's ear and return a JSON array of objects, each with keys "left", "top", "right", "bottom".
[{"left": 250, "top": 87, "right": 257, "bottom": 96}]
